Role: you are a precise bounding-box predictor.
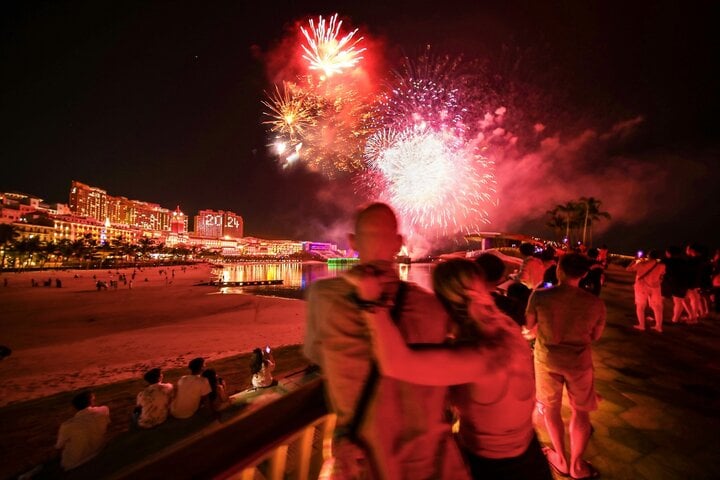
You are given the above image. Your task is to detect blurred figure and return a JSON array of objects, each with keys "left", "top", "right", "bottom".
[
  {"left": 202, "top": 368, "right": 231, "bottom": 412},
  {"left": 348, "top": 259, "right": 552, "bottom": 480},
  {"left": 304, "top": 202, "right": 469, "bottom": 480},
  {"left": 250, "top": 347, "right": 276, "bottom": 389},
  {"left": 135, "top": 368, "right": 174, "bottom": 428},
  {"left": 579, "top": 248, "right": 605, "bottom": 296},
  {"left": 627, "top": 250, "right": 666, "bottom": 332},
  {"left": 170, "top": 357, "right": 211, "bottom": 419},
  {"left": 55, "top": 391, "right": 110, "bottom": 471},
  {"left": 526, "top": 254, "right": 606, "bottom": 479},
  {"left": 663, "top": 246, "right": 691, "bottom": 323},
  {"left": 517, "top": 243, "right": 545, "bottom": 289},
  {"left": 475, "top": 252, "right": 525, "bottom": 325},
  {"left": 597, "top": 244, "right": 609, "bottom": 268}
]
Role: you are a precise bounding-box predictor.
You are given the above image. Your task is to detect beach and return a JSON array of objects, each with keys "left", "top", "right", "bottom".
[{"left": 0, "top": 264, "right": 307, "bottom": 407}]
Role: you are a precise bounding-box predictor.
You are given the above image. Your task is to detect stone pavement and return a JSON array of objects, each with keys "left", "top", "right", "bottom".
[{"left": 537, "top": 266, "right": 720, "bottom": 480}]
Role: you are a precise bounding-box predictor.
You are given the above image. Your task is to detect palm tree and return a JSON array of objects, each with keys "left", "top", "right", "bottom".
[
  {"left": 138, "top": 237, "right": 156, "bottom": 261},
  {"left": 579, "top": 196, "right": 611, "bottom": 246},
  {"left": 0, "top": 224, "right": 19, "bottom": 269}
]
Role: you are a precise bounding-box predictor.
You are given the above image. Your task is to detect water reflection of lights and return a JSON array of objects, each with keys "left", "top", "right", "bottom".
[{"left": 212, "top": 262, "right": 436, "bottom": 296}]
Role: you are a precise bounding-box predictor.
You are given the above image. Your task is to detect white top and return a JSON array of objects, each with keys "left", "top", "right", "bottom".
[
  {"left": 136, "top": 382, "right": 174, "bottom": 428},
  {"left": 251, "top": 361, "right": 275, "bottom": 388},
  {"left": 170, "top": 375, "right": 211, "bottom": 419},
  {"left": 55, "top": 406, "right": 110, "bottom": 470}
]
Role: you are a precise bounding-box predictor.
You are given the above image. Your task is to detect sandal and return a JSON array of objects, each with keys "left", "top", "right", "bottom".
[
  {"left": 571, "top": 461, "right": 600, "bottom": 479},
  {"left": 542, "top": 446, "right": 569, "bottom": 477}
]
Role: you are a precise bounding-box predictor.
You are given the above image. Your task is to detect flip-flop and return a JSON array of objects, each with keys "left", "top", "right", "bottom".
[
  {"left": 571, "top": 461, "right": 600, "bottom": 480},
  {"left": 542, "top": 446, "right": 569, "bottom": 477}
]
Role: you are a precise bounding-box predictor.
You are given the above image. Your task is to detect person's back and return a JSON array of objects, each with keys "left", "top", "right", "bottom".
[
  {"left": 304, "top": 202, "right": 468, "bottom": 480},
  {"left": 137, "top": 382, "right": 174, "bottom": 427},
  {"left": 56, "top": 392, "right": 110, "bottom": 471},
  {"left": 306, "top": 275, "right": 462, "bottom": 479},
  {"left": 530, "top": 284, "right": 605, "bottom": 367},
  {"left": 171, "top": 357, "right": 211, "bottom": 419}
]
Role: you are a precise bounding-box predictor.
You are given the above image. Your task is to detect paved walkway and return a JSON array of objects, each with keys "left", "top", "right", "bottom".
[{"left": 537, "top": 266, "right": 720, "bottom": 480}]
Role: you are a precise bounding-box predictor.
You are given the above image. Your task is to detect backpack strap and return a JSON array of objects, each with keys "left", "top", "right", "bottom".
[{"left": 345, "top": 281, "right": 409, "bottom": 440}]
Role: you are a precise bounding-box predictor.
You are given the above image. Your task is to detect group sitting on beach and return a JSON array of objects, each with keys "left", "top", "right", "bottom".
[{"left": 53, "top": 350, "right": 275, "bottom": 473}]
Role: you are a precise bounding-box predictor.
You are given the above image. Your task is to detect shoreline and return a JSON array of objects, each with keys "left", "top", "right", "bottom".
[{"left": 0, "top": 264, "right": 308, "bottom": 407}]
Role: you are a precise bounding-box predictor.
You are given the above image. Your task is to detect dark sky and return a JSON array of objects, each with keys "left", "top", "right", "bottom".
[{"left": 1, "top": 0, "right": 718, "bottom": 253}]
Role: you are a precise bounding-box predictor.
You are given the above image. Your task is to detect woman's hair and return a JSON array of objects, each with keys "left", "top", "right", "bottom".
[
  {"left": 201, "top": 368, "right": 218, "bottom": 401},
  {"left": 433, "top": 258, "right": 515, "bottom": 348},
  {"left": 250, "top": 348, "right": 264, "bottom": 374},
  {"left": 433, "top": 259, "right": 485, "bottom": 343}
]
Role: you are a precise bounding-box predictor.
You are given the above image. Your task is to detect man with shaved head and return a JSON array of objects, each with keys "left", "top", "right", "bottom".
[{"left": 305, "top": 202, "right": 468, "bottom": 479}]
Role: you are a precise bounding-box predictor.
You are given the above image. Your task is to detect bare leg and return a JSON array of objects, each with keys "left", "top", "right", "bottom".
[
  {"left": 634, "top": 303, "right": 646, "bottom": 329},
  {"left": 651, "top": 299, "right": 663, "bottom": 332},
  {"left": 672, "top": 297, "right": 684, "bottom": 323},
  {"left": 569, "top": 409, "right": 593, "bottom": 478},
  {"left": 541, "top": 404, "right": 568, "bottom": 473}
]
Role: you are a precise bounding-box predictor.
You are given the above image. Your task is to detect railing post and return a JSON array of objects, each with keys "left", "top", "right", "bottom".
[
  {"left": 295, "top": 424, "right": 315, "bottom": 480},
  {"left": 268, "top": 444, "right": 289, "bottom": 480}
]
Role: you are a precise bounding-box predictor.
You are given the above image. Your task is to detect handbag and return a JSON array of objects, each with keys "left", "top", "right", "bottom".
[{"left": 320, "top": 282, "right": 409, "bottom": 480}]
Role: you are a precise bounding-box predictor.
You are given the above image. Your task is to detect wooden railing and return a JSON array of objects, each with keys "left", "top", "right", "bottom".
[{"left": 112, "top": 378, "right": 332, "bottom": 480}]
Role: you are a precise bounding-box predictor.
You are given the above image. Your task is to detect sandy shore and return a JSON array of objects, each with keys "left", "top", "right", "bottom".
[{"left": 0, "top": 264, "right": 307, "bottom": 407}]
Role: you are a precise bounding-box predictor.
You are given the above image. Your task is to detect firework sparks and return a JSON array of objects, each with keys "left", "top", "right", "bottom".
[
  {"left": 300, "top": 14, "right": 366, "bottom": 78},
  {"left": 365, "top": 126, "right": 496, "bottom": 237},
  {"left": 261, "top": 83, "right": 317, "bottom": 139}
]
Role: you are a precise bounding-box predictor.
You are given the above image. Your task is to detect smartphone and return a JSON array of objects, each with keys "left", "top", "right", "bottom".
[
  {"left": 636, "top": 250, "right": 644, "bottom": 258},
  {"left": 543, "top": 282, "right": 553, "bottom": 288},
  {"left": 265, "top": 346, "right": 271, "bottom": 353}
]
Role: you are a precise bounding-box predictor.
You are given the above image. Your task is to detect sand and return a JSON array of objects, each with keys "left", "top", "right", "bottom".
[{"left": 0, "top": 264, "right": 307, "bottom": 407}]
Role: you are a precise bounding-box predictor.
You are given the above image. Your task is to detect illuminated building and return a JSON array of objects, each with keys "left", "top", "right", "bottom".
[
  {"left": 194, "top": 210, "right": 243, "bottom": 239},
  {"left": 69, "top": 181, "right": 108, "bottom": 221}
]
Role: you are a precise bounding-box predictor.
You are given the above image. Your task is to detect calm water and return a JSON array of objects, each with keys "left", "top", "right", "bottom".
[{"left": 211, "top": 262, "right": 435, "bottom": 299}]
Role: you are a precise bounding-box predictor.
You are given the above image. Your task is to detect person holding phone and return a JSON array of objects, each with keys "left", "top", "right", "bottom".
[
  {"left": 627, "top": 249, "right": 666, "bottom": 331},
  {"left": 250, "top": 346, "right": 275, "bottom": 388}
]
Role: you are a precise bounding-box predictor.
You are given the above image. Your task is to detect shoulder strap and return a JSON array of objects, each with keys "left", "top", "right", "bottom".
[
  {"left": 346, "top": 281, "right": 409, "bottom": 440},
  {"left": 637, "top": 262, "right": 659, "bottom": 281}
]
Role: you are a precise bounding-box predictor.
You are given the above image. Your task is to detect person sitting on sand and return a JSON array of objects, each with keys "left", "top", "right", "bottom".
[
  {"left": 250, "top": 347, "right": 275, "bottom": 389},
  {"left": 170, "top": 357, "right": 211, "bottom": 419},
  {"left": 201, "top": 368, "right": 231, "bottom": 412},
  {"left": 55, "top": 390, "right": 110, "bottom": 471},
  {"left": 135, "top": 368, "right": 174, "bottom": 428}
]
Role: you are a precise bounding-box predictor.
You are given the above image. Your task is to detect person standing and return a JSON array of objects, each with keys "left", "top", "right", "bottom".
[
  {"left": 526, "top": 253, "right": 606, "bottom": 479},
  {"left": 304, "top": 203, "right": 469, "bottom": 480},
  {"left": 517, "top": 243, "right": 545, "bottom": 290},
  {"left": 55, "top": 391, "right": 110, "bottom": 471},
  {"left": 627, "top": 250, "right": 666, "bottom": 332}
]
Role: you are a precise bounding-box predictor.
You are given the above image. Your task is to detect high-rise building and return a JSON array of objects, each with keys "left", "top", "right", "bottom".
[
  {"left": 194, "top": 209, "right": 243, "bottom": 238},
  {"left": 69, "top": 181, "right": 107, "bottom": 221}
]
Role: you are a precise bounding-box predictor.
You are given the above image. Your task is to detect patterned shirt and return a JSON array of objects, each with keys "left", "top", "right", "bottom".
[{"left": 136, "top": 382, "right": 174, "bottom": 428}]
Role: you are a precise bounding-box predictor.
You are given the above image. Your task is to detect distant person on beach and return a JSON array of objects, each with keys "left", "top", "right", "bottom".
[
  {"left": 663, "top": 246, "right": 691, "bottom": 323},
  {"left": 55, "top": 391, "right": 110, "bottom": 471},
  {"left": 627, "top": 250, "right": 666, "bottom": 332},
  {"left": 250, "top": 347, "right": 276, "bottom": 389},
  {"left": 526, "top": 253, "right": 606, "bottom": 479},
  {"left": 202, "top": 368, "right": 231, "bottom": 412},
  {"left": 304, "top": 202, "right": 469, "bottom": 479},
  {"left": 135, "top": 368, "right": 174, "bottom": 428},
  {"left": 170, "top": 357, "right": 211, "bottom": 419}
]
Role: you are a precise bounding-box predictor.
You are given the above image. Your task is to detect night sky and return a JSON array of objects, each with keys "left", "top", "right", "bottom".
[{"left": 2, "top": 0, "right": 718, "bottom": 253}]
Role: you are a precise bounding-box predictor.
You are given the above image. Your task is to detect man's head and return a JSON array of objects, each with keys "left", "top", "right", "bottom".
[
  {"left": 72, "top": 391, "right": 94, "bottom": 411},
  {"left": 475, "top": 253, "right": 506, "bottom": 285},
  {"left": 188, "top": 357, "right": 205, "bottom": 375},
  {"left": 349, "top": 203, "right": 402, "bottom": 264},
  {"left": 519, "top": 243, "right": 536, "bottom": 257},
  {"left": 144, "top": 368, "right": 162, "bottom": 385},
  {"left": 557, "top": 253, "right": 590, "bottom": 284}
]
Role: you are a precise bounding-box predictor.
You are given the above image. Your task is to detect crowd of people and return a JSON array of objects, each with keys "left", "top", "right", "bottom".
[
  {"left": 306, "top": 202, "right": 641, "bottom": 480},
  {"left": 53, "top": 350, "right": 275, "bottom": 472}
]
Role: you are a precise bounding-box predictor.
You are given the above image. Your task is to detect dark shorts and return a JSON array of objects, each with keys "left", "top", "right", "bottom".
[{"left": 464, "top": 433, "right": 552, "bottom": 480}]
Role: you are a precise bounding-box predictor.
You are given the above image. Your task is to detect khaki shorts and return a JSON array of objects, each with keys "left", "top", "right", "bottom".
[{"left": 535, "top": 361, "right": 598, "bottom": 412}]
